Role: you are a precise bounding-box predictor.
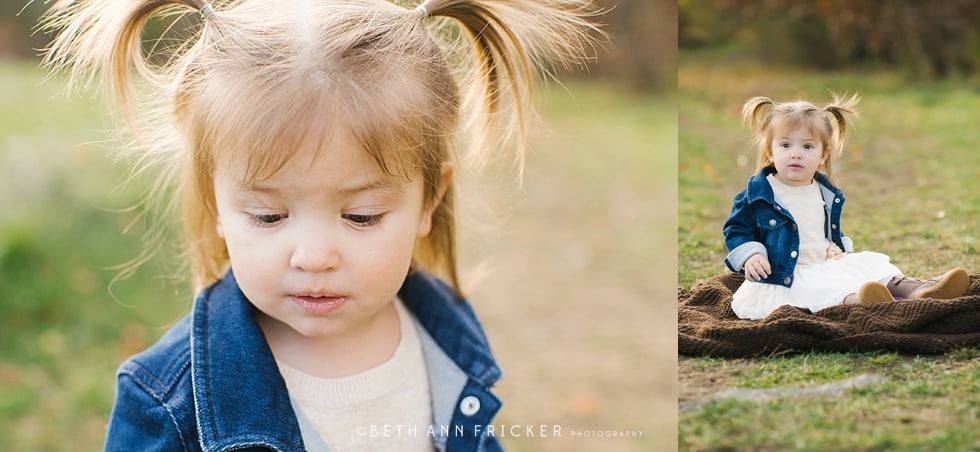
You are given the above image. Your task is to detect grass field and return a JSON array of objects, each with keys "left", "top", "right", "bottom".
[
  {"left": 0, "top": 60, "right": 673, "bottom": 451},
  {"left": 679, "top": 51, "right": 980, "bottom": 450}
]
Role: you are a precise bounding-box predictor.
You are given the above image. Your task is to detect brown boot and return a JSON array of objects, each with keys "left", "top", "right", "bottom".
[
  {"left": 887, "top": 268, "right": 969, "bottom": 300},
  {"left": 858, "top": 281, "right": 895, "bottom": 304}
]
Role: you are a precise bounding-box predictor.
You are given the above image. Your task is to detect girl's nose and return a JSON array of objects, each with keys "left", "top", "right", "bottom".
[{"left": 290, "top": 236, "right": 341, "bottom": 272}]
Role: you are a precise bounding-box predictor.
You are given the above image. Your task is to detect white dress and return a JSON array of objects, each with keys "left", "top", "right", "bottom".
[{"left": 731, "top": 175, "right": 902, "bottom": 320}]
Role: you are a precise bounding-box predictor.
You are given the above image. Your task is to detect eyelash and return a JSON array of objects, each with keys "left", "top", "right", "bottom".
[
  {"left": 343, "top": 213, "right": 385, "bottom": 227},
  {"left": 245, "top": 213, "right": 386, "bottom": 228},
  {"left": 247, "top": 213, "right": 287, "bottom": 227}
]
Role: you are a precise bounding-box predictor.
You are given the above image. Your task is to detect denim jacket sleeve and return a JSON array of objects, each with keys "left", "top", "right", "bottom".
[
  {"left": 723, "top": 190, "right": 767, "bottom": 272},
  {"left": 105, "top": 369, "right": 187, "bottom": 451}
]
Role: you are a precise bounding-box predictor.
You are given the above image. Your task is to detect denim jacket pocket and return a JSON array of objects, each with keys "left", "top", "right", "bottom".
[
  {"left": 754, "top": 212, "right": 791, "bottom": 267},
  {"left": 754, "top": 212, "right": 790, "bottom": 235}
]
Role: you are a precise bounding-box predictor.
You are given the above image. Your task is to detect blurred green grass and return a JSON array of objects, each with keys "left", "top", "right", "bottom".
[
  {"left": 1, "top": 60, "right": 672, "bottom": 451},
  {"left": 681, "top": 350, "right": 980, "bottom": 450},
  {"left": 1, "top": 61, "right": 193, "bottom": 450}
]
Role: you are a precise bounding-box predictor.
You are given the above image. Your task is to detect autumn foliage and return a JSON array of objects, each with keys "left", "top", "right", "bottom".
[{"left": 680, "top": 0, "right": 980, "bottom": 78}]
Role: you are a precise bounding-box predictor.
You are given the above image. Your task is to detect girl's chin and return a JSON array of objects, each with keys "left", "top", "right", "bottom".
[
  {"left": 781, "top": 168, "right": 812, "bottom": 176},
  {"left": 776, "top": 174, "right": 813, "bottom": 185}
]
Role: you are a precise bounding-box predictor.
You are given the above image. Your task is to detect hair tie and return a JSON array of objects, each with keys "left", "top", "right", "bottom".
[
  {"left": 414, "top": 4, "right": 429, "bottom": 18},
  {"left": 200, "top": 2, "right": 215, "bottom": 19}
]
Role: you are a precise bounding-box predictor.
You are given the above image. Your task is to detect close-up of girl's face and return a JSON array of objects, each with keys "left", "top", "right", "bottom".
[
  {"left": 7, "top": 0, "right": 672, "bottom": 448},
  {"left": 211, "top": 123, "right": 440, "bottom": 343},
  {"left": 768, "top": 125, "right": 827, "bottom": 186}
]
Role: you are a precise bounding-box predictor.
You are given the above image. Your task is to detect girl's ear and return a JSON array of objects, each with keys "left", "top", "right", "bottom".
[{"left": 417, "top": 163, "right": 453, "bottom": 237}]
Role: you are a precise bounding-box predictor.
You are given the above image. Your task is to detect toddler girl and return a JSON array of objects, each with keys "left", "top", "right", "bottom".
[
  {"left": 724, "top": 94, "right": 968, "bottom": 320},
  {"left": 42, "top": 0, "right": 600, "bottom": 450}
]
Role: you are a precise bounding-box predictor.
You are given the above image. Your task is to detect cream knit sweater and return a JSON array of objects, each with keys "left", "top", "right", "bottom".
[
  {"left": 277, "top": 299, "right": 434, "bottom": 451},
  {"left": 767, "top": 174, "right": 833, "bottom": 265}
]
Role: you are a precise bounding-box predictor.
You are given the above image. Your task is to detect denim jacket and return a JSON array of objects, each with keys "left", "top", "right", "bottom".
[
  {"left": 104, "top": 270, "right": 503, "bottom": 452},
  {"left": 723, "top": 167, "right": 854, "bottom": 287}
]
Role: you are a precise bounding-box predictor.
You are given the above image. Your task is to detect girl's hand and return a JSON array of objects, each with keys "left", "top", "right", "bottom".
[
  {"left": 744, "top": 253, "right": 771, "bottom": 282},
  {"left": 826, "top": 244, "right": 844, "bottom": 260}
]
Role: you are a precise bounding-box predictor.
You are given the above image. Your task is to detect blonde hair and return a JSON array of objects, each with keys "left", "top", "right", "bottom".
[
  {"left": 741, "top": 93, "right": 859, "bottom": 179},
  {"left": 41, "top": 0, "right": 602, "bottom": 293}
]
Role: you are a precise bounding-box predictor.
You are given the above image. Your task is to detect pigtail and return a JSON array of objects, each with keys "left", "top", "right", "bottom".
[
  {"left": 40, "top": 0, "right": 211, "bottom": 126},
  {"left": 741, "top": 96, "right": 774, "bottom": 170},
  {"left": 823, "top": 92, "right": 860, "bottom": 156},
  {"left": 41, "top": 0, "right": 218, "bottom": 290},
  {"left": 741, "top": 96, "right": 773, "bottom": 135},
  {"left": 406, "top": 0, "right": 602, "bottom": 294},
  {"left": 419, "top": 0, "right": 604, "bottom": 174}
]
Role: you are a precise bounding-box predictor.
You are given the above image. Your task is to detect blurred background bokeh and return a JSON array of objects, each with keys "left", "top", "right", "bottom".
[
  {"left": 0, "top": 1, "right": 675, "bottom": 450},
  {"left": 680, "top": 0, "right": 980, "bottom": 80}
]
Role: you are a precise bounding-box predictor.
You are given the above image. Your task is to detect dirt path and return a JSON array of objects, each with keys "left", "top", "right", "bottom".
[
  {"left": 678, "top": 356, "right": 748, "bottom": 407},
  {"left": 679, "top": 353, "right": 976, "bottom": 415},
  {"left": 454, "top": 94, "right": 675, "bottom": 451}
]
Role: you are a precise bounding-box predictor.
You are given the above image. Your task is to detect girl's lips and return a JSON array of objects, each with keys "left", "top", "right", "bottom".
[{"left": 291, "top": 295, "right": 347, "bottom": 315}]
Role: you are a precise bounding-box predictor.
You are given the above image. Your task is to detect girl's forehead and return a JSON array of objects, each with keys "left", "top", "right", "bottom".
[
  {"left": 216, "top": 131, "right": 412, "bottom": 192},
  {"left": 771, "top": 118, "right": 821, "bottom": 140},
  {"left": 209, "top": 101, "right": 417, "bottom": 187},
  {"left": 774, "top": 126, "right": 816, "bottom": 139}
]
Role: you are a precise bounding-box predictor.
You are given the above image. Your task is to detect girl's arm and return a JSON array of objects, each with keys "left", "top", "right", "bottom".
[{"left": 722, "top": 191, "right": 767, "bottom": 272}]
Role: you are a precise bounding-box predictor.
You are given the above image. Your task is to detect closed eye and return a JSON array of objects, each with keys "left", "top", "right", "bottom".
[
  {"left": 343, "top": 213, "right": 385, "bottom": 227},
  {"left": 247, "top": 213, "right": 287, "bottom": 227}
]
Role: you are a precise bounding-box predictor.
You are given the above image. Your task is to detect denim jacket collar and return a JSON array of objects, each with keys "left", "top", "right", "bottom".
[
  {"left": 398, "top": 273, "right": 501, "bottom": 388},
  {"left": 189, "top": 270, "right": 502, "bottom": 450},
  {"left": 190, "top": 271, "right": 304, "bottom": 451},
  {"left": 744, "top": 166, "right": 844, "bottom": 206}
]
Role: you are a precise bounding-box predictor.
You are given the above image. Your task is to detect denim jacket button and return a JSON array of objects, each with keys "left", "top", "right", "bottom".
[
  {"left": 832, "top": 224, "right": 838, "bottom": 229},
  {"left": 460, "top": 396, "right": 481, "bottom": 416},
  {"left": 790, "top": 250, "right": 798, "bottom": 258},
  {"left": 835, "top": 198, "right": 841, "bottom": 203},
  {"left": 783, "top": 276, "right": 791, "bottom": 284},
  {"left": 768, "top": 219, "right": 777, "bottom": 227}
]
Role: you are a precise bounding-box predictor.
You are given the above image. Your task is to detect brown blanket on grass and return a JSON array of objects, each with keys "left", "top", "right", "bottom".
[{"left": 679, "top": 273, "right": 980, "bottom": 357}]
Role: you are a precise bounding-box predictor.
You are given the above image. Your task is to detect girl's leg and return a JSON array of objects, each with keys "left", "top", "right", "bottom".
[{"left": 886, "top": 268, "right": 969, "bottom": 300}]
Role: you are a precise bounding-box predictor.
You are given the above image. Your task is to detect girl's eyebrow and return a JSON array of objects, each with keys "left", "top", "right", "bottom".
[
  {"left": 237, "top": 183, "right": 281, "bottom": 195},
  {"left": 337, "top": 178, "right": 405, "bottom": 196},
  {"left": 238, "top": 177, "right": 405, "bottom": 196}
]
